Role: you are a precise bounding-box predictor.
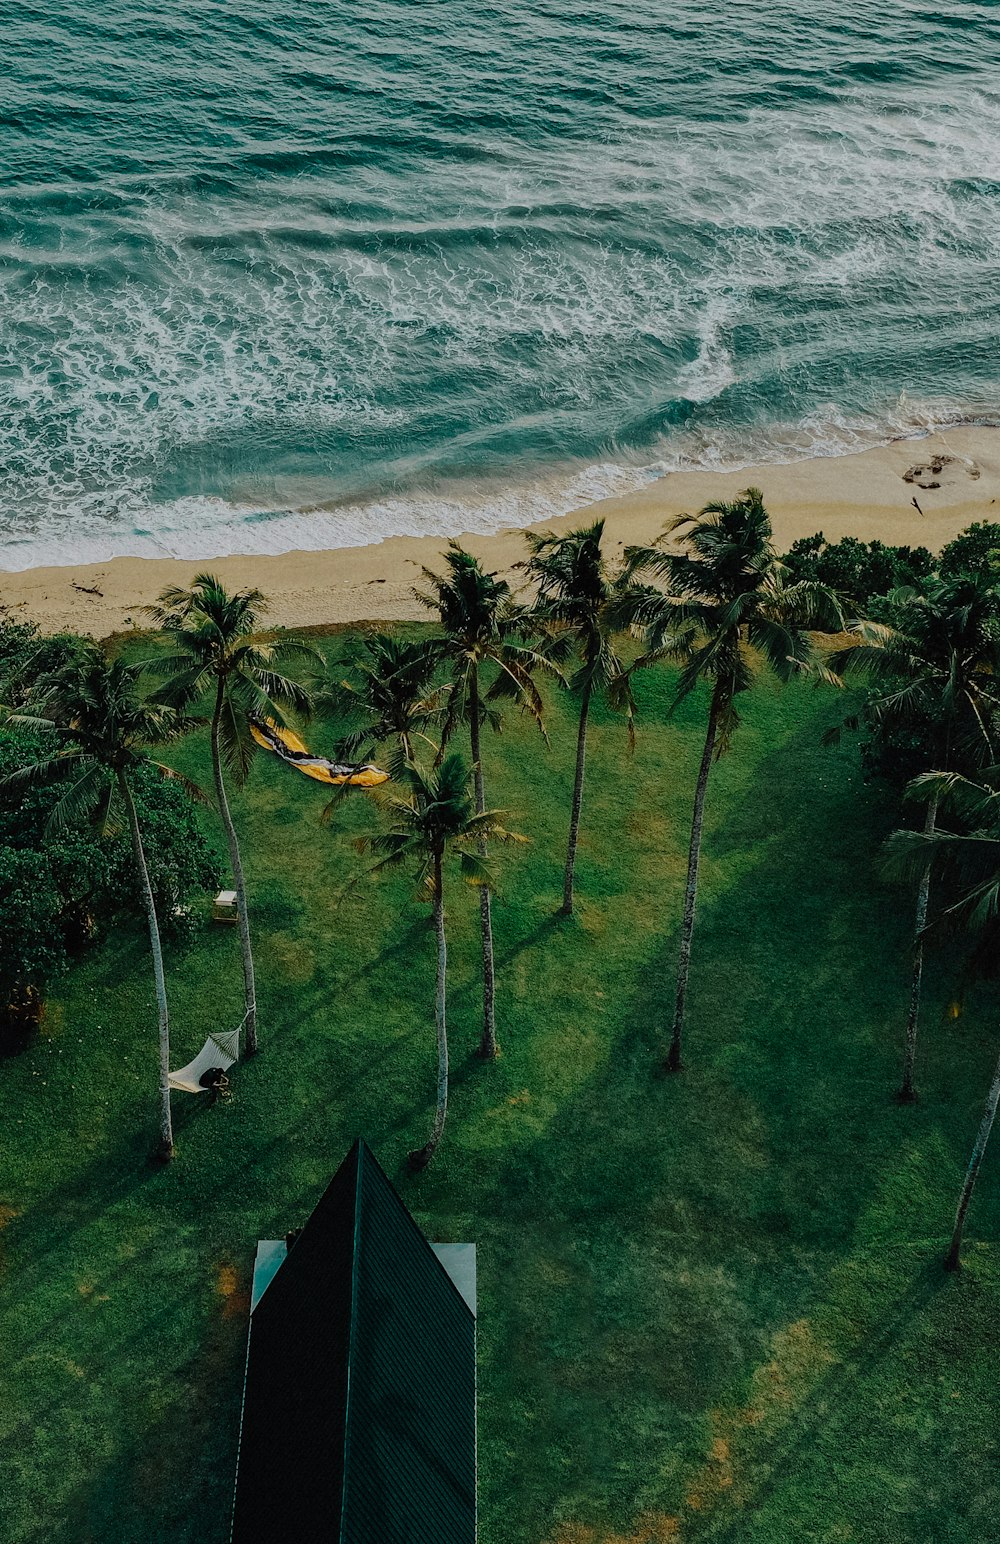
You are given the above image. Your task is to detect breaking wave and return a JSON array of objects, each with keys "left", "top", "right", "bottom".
[{"left": 2, "top": 0, "right": 1000, "bottom": 567}]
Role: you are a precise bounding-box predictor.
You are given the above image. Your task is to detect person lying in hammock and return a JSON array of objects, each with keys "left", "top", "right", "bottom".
[{"left": 198, "top": 1065, "right": 231, "bottom": 1105}]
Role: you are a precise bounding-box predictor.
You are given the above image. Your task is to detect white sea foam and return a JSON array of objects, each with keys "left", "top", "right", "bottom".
[
  {"left": 2, "top": 71, "right": 1000, "bottom": 569},
  {"left": 675, "top": 293, "right": 738, "bottom": 404},
  {"left": 2, "top": 398, "right": 997, "bottom": 573}
]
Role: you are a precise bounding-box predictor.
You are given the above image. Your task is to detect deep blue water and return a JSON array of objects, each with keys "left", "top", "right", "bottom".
[{"left": 2, "top": 0, "right": 1000, "bottom": 565}]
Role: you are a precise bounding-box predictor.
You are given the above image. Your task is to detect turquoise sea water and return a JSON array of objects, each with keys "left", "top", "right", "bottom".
[{"left": 2, "top": 0, "right": 1000, "bottom": 566}]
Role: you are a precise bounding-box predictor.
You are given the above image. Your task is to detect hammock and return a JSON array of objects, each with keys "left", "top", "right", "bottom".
[
  {"left": 168, "top": 1026, "right": 242, "bottom": 1094},
  {"left": 249, "top": 717, "right": 389, "bottom": 788}
]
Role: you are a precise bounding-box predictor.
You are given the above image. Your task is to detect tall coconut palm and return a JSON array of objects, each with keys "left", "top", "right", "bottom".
[
  {"left": 147, "top": 575, "right": 317, "bottom": 1056},
  {"left": 884, "top": 769, "right": 1000, "bottom": 1268},
  {"left": 313, "top": 630, "right": 444, "bottom": 778},
  {"left": 623, "top": 488, "right": 843, "bottom": 1071},
  {"left": 418, "top": 544, "right": 552, "bottom": 1058},
  {"left": 523, "top": 519, "right": 637, "bottom": 916},
  {"left": 830, "top": 575, "right": 1000, "bottom": 1101},
  {"left": 946, "top": 1050, "right": 1000, "bottom": 1271},
  {"left": 356, "top": 753, "right": 524, "bottom": 1168},
  {"left": 2, "top": 645, "right": 201, "bottom": 1159}
]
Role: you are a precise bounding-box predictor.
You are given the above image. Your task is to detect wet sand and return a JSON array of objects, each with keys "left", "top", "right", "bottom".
[{"left": 3, "top": 426, "right": 999, "bottom": 637}]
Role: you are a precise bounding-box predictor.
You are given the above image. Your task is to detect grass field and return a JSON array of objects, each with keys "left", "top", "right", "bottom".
[{"left": 2, "top": 630, "right": 999, "bottom": 1544}]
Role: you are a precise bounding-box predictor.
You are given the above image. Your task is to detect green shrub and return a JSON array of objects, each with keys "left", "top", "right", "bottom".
[{"left": 782, "top": 533, "right": 934, "bottom": 605}]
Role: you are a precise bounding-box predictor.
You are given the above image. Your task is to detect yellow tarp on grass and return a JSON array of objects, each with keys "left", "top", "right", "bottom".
[{"left": 250, "top": 718, "right": 389, "bottom": 787}]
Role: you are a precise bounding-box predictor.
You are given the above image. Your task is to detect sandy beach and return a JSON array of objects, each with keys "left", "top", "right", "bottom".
[{"left": 3, "top": 426, "right": 999, "bottom": 637}]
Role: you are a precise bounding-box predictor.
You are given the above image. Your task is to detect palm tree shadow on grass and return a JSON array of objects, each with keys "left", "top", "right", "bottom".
[
  {"left": 1, "top": 1139, "right": 248, "bottom": 1544},
  {"left": 434, "top": 913, "right": 566, "bottom": 1070},
  {"left": 706, "top": 704, "right": 1000, "bottom": 1116},
  {"left": 454, "top": 712, "right": 986, "bottom": 1540},
  {"left": 699, "top": 1259, "right": 951, "bottom": 1544},
  {"left": 330, "top": 915, "right": 432, "bottom": 995},
  {"left": 42, "top": 1323, "right": 245, "bottom": 1544},
  {"left": 491, "top": 911, "right": 564, "bottom": 971},
  {"left": 2, "top": 1121, "right": 173, "bottom": 1328},
  {"left": 11, "top": 702, "right": 999, "bottom": 1544}
]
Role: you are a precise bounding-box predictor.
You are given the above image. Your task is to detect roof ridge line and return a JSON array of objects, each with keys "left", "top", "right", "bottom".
[
  {"left": 361, "top": 1141, "right": 476, "bottom": 1322},
  {"left": 337, "top": 1138, "right": 365, "bottom": 1544}
]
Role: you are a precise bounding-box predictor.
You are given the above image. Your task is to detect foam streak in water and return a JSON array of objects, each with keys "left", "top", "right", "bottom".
[{"left": 2, "top": 1, "right": 999, "bottom": 566}]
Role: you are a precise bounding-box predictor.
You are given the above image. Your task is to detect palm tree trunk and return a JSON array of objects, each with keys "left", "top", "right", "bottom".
[
  {"left": 560, "top": 682, "right": 592, "bottom": 918},
  {"left": 211, "top": 682, "right": 258, "bottom": 1055},
  {"left": 120, "top": 771, "right": 173, "bottom": 1160},
  {"left": 410, "top": 852, "right": 449, "bottom": 1169},
  {"left": 899, "top": 790, "right": 939, "bottom": 1103},
  {"left": 668, "top": 693, "right": 721, "bottom": 1072},
  {"left": 944, "top": 1041, "right": 1000, "bottom": 1271},
  {"left": 469, "top": 667, "right": 498, "bottom": 1059}
]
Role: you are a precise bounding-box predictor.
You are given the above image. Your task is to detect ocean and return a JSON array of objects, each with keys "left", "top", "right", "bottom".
[{"left": 2, "top": 0, "right": 1000, "bottom": 569}]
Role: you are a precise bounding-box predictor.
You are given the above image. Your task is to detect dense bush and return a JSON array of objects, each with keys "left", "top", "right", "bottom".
[
  {"left": 782, "top": 533, "right": 934, "bottom": 606},
  {"left": 851, "top": 576, "right": 1000, "bottom": 792},
  {"left": 857, "top": 707, "right": 943, "bottom": 793},
  {"left": 0, "top": 847, "right": 64, "bottom": 1052},
  {"left": 0, "top": 727, "right": 222, "bottom": 1044},
  {"left": 0, "top": 618, "right": 80, "bottom": 705},
  {"left": 938, "top": 521, "right": 1000, "bottom": 582}
]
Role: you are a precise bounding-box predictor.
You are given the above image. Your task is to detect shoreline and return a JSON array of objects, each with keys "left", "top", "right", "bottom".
[{"left": 4, "top": 426, "right": 1000, "bottom": 637}]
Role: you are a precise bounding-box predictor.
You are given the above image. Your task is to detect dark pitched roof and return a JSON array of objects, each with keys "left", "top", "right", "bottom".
[{"left": 230, "top": 1139, "right": 476, "bottom": 1544}]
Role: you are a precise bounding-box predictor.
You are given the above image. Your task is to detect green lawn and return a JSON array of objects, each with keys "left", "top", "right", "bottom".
[{"left": 2, "top": 632, "right": 999, "bottom": 1544}]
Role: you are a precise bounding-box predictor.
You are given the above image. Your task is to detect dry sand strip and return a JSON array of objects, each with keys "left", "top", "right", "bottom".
[{"left": 3, "top": 426, "right": 999, "bottom": 638}]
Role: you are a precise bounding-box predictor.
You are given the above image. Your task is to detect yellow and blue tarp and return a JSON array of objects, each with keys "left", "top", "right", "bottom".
[{"left": 250, "top": 718, "right": 389, "bottom": 787}]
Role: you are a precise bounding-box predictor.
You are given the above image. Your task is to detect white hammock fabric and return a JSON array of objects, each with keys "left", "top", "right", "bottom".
[{"left": 168, "top": 1027, "right": 242, "bottom": 1093}]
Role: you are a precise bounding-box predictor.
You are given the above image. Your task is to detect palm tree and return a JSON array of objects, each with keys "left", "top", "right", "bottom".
[
  {"left": 313, "top": 630, "right": 444, "bottom": 777},
  {"left": 623, "top": 488, "right": 843, "bottom": 1071},
  {"left": 523, "top": 519, "right": 637, "bottom": 916},
  {"left": 147, "top": 575, "right": 317, "bottom": 1056},
  {"left": 2, "top": 644, "right": 200, "bottom": 1158},
  {"left": 946, "top": 1049, "right": 1000, "bottom": 1271},
  {"left": 883, "top": 770, "right": 1000, "bottom": 1268},
  {"left": 830, "top": 575, "right": 1000, "bottom": 1101},
  {"left": 356, "top": 754, "right": 524, "bottom": 1168},
  {"left": 418, "top": 544, "right": 552, "bottom": 1058}
]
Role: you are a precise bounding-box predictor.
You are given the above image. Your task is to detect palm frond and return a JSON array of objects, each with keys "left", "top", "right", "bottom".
[
  {"left": 881, "top": 826, "right": 1000, "bottom": 888},
  {"left": 0, "top": 749, "right": 86, "bottom": 793},
  {"left": 2, "top": 711, "right": 58, "bottom": 732},
  {"left": 458, "top": 851, "right": 496, "bottom": 888},
  {"left": 906, "top": 770, "right": 1000, "bottom": 823},
  {"left": 149, "top": 762, "right": 210, "bottom": 806},
  {"left": 45, "top": 763, "right": 109, "bottom": 836},
  {"left": 218, "top": 694, "right": 258, "bottom": 787}
]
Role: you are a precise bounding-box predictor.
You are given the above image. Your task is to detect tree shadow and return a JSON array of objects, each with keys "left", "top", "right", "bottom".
[
  {"left": 37, "top": 1319, "right": 244, "bottom": 1544},
  {"left": 699, "top": 1258, "right": 952, "bottom": 1543},
  {"left": 6, "top": 689, "right": 999, "bottom": 1544},
  {"left": 442, "top": 705, "right": 996, "bottom": 1539}
]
